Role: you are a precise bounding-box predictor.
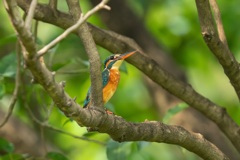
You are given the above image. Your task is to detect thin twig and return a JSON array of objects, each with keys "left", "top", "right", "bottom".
[
  {"left": 0, "top": 42, "right": 21, "bottom": 128},
  {"left": 209, "top": 0, "right": 228, "bottom": 47},
  {"left": 196, "top": 0, "right": 240, "bottom": 101},
  {"left": 44, "top": 124, "right": 106, "bottom": 145},
  {"left": 25, "top": 0, "right": 38, "bottom": 30},
  {"left": 37, "top": 0, "right": 110, "bottom": 57},
  {"left": 26, "top": 105, "right": 105, "bottom": 145}
]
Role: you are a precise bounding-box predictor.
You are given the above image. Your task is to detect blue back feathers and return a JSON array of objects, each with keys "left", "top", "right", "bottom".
[{"left": 83, "top": 68, "right": 110, "bottom": 108}]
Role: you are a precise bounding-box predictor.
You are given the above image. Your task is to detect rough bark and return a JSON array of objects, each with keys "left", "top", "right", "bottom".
[
  {"left": 3, "top": 0, "right": 240, "bottom": 159},
  {"left": 89, "top": 0, "right": 240, "bottom": 159}
]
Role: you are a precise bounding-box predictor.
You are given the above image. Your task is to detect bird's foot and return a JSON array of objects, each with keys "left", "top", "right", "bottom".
[{"left": 105, "top": 108, "right": 114, "bottom": 115}]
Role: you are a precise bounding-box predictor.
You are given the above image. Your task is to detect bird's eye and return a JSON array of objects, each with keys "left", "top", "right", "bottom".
[{"left": 110, "top": 56, "right": 115, "bottom": 60}]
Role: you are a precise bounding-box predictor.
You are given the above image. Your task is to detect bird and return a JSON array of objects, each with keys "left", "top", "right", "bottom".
[{"left": 83, "top": 51, "right": 137, "bottom": 110}]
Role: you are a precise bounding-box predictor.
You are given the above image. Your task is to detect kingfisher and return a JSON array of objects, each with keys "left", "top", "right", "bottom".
[{"left": 83, "top": 51, "right": 137, "bottom": 110}]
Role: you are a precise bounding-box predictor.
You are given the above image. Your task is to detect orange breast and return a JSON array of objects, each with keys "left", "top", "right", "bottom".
[{"left": 103, "top": 69, "right": 120, "bottom": 104}]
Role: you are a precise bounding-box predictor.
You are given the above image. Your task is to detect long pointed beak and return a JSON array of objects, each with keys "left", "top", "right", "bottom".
[{"left": 118, "top": 51, "right": 137, "bottom": 60}]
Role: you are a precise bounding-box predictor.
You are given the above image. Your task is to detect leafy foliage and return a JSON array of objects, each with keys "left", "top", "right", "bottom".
[
  {"left": 46, "top": 152, "right": 69, "bottom": 160},
  {"left": 163, "top": 103, "right": 189, "bottom": 123},
  {"left": 0, "top": 138, "right": 14, "bottom": 154}
]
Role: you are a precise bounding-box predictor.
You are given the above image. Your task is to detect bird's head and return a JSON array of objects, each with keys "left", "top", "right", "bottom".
[{"left": 104, "top": 51, "right": 137, "bottom": 70}]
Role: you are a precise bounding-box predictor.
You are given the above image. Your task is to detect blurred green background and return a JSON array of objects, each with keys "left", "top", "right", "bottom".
[{"left": 0, "top": 0, "right": 240, "bottom": 160}]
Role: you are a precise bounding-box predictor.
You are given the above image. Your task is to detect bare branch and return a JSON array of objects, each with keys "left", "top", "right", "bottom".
[
  {"left": 4, "top": 0, "right": 236, "bottom": 158},
  {"left": 209, "top": 0, "right": 228, "bottom": 47},
  {"left": 15, "top": 0, "right": 240, "bottom": 152},
  {"left": 5, "top": 0, "right": 37, "bottom": 60},
  {"left": 195, "top": 0, "right": 240, "bottom": 100},
  {"left": 37, "top": 13, "right": 83, "bottom": 56},
  {"left": 37, "top": 0, "right": 110, "bottom": 57},
  {"left": 77, "top": 24, "right": 105, "bottom": 110},
  {"left": 0, "top": 42, "right": 21, "bottom": 128},
  {"left": 24, "top": 0, "right": 37, "bottom": 30},
  {"left": 90, "top": 25, "right": 240, "bottom": 153}
]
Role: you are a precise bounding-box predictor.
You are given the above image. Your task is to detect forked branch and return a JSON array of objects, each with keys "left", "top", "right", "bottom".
[
  {"left": 37, "top": 0, "right": 110, "bottom": 57},
  {"left": 195, "top": 0, "right": 240, "bottom": 100},
  {"left": 4, "top": 0, "right": 230, "bottom": 159}
]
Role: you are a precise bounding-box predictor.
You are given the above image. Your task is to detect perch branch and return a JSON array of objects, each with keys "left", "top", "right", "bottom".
[
  {"left": 91, "top": 25, "right": 240, "bottom": 154},
  {"left": 15, "top": 0, "right": 240, "bottom": 152},
  {"left": 4, "top": 0, "right": 230, "bottom": 159}
]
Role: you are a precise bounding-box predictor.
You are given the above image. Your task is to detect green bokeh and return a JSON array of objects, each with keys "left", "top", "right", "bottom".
[{"left": 0, "top": 0, "right": 239, "bottom": 160}]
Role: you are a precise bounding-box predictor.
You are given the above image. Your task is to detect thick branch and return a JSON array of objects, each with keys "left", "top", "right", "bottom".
[
  {"left": 5, "top": 0, "right": 230, "bottom": 159},
  {"left": 15, "top": 0, "right": 240, "bottom": 152},
  {"left": 91, "top": 26, "right": 240, "bottom": 154},
  {"left": 195, "top": 0, "right": 240, "bottom": 99},
  {"left": 209, "top": 0, "right": 228, "bottom": 47}
]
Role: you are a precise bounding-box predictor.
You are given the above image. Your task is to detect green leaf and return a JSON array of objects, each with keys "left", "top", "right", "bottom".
[
  {"left": 46, "top": 152, "right": 69, "bottom": 160},
  {"left": 1, "top": 77, "right": 15, "bottom": 95},
  {"left": 0, "top": 153, "right": 24, "bottom": 160},
  {"left": 82, "top": 132, "right": 97, "bottom": 138},
  {"left": 62, "top": 118, "right": 73, "bottom": 127},
  {"left": 107, "top": 140, "right": 130, "bottom": 160},
  {"left": 51, "top": 61, "right": 70, "bottom": 71},
  {"left": 0, "top": 52, "right": 16, "bottom": 78},
  {"left": 163, "top": 103, "right": 189, "bottom": 123},
  {"left": 106, "top": 140, "right": 143, "bottom": 160},
  {"left": 0, "top": 138, "right": 14, "bottom": 153}
]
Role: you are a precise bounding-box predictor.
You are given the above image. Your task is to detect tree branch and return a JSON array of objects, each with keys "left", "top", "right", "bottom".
[
  {"left": 4, "top": 0, "right": 231, "bottom": 159},
  {"left": 49, "top": 0, "right": 57, "bottom": 10},
  {"left": 37, "top": 0, "right": 110, "bottom": 57},
  {"left": 195, "top": 0, "right": 240, "bottom": 100},
  {"left": 91, "top": 25, "right": 240, "bottom": 154},
  {"left": 37, "top": 13, "right": 84, "bottom": 56},
  {"left": 24, "top": 0, "right": 37, "bottom": 30},
  {"left": 209, "top": 0, "right": 228, "bottom": 47},
  {"left": 15, "top": 0, "right": 240, "bottom": 152},
  {"left": 65, "top": 0, "right": 110, "bottom": 110}
]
